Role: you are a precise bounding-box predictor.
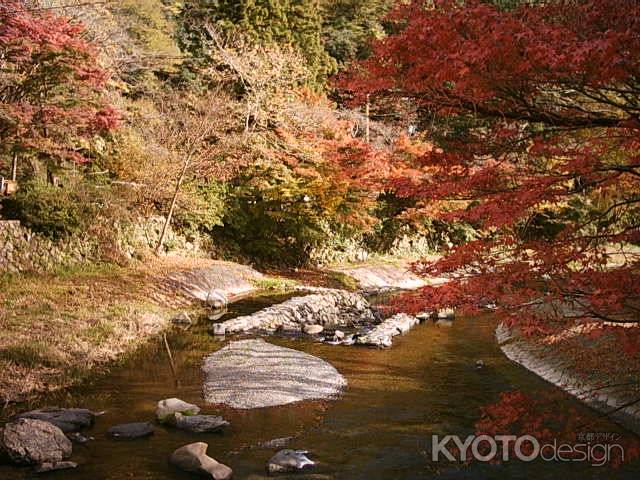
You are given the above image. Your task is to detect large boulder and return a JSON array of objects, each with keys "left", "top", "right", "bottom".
[
  {"left": 13, "top": 407, "right": 97, "bottom": 433},
  {"left": 169, "top": 442, "right": 232, "bottom": 480},
  {"left": 203, "top": 339, "right": 346, "bottom": 409},
  {"left": 156, "top": 398, "right": 200, "bottom": 423},
  {"left": 0, "top": 418, "right": 72, "bottom": 466},
  {"left": 165, "top": 413, "right": 229, "bottom": 434}
]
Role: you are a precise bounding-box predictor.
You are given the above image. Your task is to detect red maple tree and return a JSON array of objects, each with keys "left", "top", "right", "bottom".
[
  {"left": 0, "top": 0, "right": 119, "bottom": 170},
  {"left": 341, "top": 0, "right": 640, "bottom": 337}
]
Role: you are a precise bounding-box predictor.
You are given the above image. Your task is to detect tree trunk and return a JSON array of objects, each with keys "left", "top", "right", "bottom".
[
  {"left": 11, "top": 152, "right": 17, "bottom": 181},
  {"left": 365, "top": 94, "right": 371, "bottom": 143},
  {"left": 155, "top": 156, "right": 190, "bottom": 256}
]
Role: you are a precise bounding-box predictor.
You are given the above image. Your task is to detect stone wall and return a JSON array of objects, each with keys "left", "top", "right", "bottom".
[
  {"left": 496, "top": 323, "right": 640, "bottom": 436},
  {"left": 114, "top": 216, "right": 212, "bottom": 260},
  {"left": 0, "top": 216, "right": 215, "bottom": 274},
  {"left": 0, "top": 221, "right": 94, "bottom": 274}
]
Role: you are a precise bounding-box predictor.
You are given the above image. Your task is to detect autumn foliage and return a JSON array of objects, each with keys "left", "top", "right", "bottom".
[
  {"left": 475, "top": 390, "right": 640, "bottom": 467},
  {"left": 343, "top": 0, "right": 640, "bottom": 336},
  {"left": 0, "top": 0, "right": 119, "bottom": 167}
]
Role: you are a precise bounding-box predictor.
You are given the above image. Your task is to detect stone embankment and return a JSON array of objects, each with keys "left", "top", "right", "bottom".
[
  {"left": 164, "top": 262, "right": 265, "bottom": 307},
  {"left": 0, "top": 220, "right": 93, "bottom": 273},
  {"left": 356, "top": 313, "right": 420, "bottom": 348},
  {"left": 496, "top": 323, "right": 640, "bottom": 436},
  {"left": 211, "top": 290, "right": 376, "bottom": 336},
  {"left": 332, "top": 262, "right": 427, "bottom": 292}
]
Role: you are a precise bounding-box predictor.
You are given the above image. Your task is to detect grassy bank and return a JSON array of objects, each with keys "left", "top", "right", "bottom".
[{"left": 0, "top": 257, "right": 258, "bottom": 404}]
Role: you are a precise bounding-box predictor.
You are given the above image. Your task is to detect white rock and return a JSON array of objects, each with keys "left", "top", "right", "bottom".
[
  {"left": 303, "top": 324, "right": 324, "bottom": 335},
  {"left": 170, "top": 442, "right": 232, "bottom": 480},
  {"left": 156, "top": 398, "right": 200, "bottom": 422},
  {"left": 203, "top": 339, "right": 346, "bottom": 409}
]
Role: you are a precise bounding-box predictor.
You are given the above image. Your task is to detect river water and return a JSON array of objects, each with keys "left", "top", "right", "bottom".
[{"left": 1, "top": 292, "right": 639, "bottom": 479}]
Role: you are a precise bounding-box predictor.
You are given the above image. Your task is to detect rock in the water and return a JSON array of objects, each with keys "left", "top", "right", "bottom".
[
  {"left": 203, "top": 339, "right": 347, "bottom": 409},
  {"left": 206, "top": 290, "right": 228, "bottom": 309},
  {"left": 166, "top": 413, "right": 229, "bottom": 433},
  {"left": 0, "top": 419, "right": 72, "bottom": 466},
  {"left": 106, "top": 422, "right": 155, "bottom": 439},
  {"left": 156, "top": 398, "right": 200, "bottom": 423},
  {"left": 475, "top": 360, "right": 485, "bottom": 370},
  {"left": 437, "top": 308, "right": 455, "bottom": 319},
  {"left": 169, "top": 442, "right": 232, "bottom": 480},
  {"left": 356, "top": 313, "right": 419, "bottom": 348},
  {"left": 14, "top": 408, "right": 97, "bottom": 433},
  {"left": 67, "top": 432, "right": 91, "bottom": 444},
  {"left": 303, "top": 324, "right": 324, "bottom": 335},
  {"left": 333, "top": 330, "right": 345, "bottom": 340},
  {"left": 34, "top": 461, "right": 78, "bottom": 473},
  {"left": 341, "top": 335, "right": 356, "bottom": 346},
  {"left": 267, "top": 449, "right": 315, "bottom": 474}
]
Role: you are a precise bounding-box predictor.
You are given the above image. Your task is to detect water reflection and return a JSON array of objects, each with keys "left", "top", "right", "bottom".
[{"left": 1, "top": 293, "right": 639, "bottom": 479}]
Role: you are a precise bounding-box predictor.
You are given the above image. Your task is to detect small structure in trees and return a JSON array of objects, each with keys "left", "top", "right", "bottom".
[{"left": 0, "top": 178, "right": 18, "bottom": 196}]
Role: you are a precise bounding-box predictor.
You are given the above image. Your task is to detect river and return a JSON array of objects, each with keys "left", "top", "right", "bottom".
[{"left": 1, "top": 292, "right": 639, "bottom": 479}]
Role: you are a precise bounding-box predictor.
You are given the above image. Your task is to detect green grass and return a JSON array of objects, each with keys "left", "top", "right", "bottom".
[
  {"left": 253, "top": 276, "right": 299, "bottom": 291},
  {"left": 326, "top": 271, "right": 360, "bottom": 291},
  {"left": 53, "top": 261, "right": 122, "bottom": 279},
  {"left": 86, "top": 321, "right": 117, "bottom": 347}
]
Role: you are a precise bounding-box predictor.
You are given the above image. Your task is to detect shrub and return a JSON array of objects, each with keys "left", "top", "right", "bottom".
[
  {"left": 173, "top": 180, "right": 227, "bottom": 235},
  {"left": 1, "top": 180, "right": 99, "bottom": 239},
  {"left": 220, "top": 162, "right": 367, "bottom": 266}
]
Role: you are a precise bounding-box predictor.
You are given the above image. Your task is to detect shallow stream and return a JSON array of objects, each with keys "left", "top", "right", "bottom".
[{"left": 1, "top": 292, "right": 639, "bottom": 479}]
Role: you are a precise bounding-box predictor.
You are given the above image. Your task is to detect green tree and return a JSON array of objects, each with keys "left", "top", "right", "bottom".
[
  {"left": 320, "top": 0, "right": 393, "bottom": 68},
  {"left": 178, "top": 0, "right": 335, "bottom": 87}
]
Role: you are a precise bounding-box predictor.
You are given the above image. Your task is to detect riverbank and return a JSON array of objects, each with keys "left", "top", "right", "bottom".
[
  {"left": 0, "top": 256, "right": 267, "bottom": 404},
  {"left": 0, "top": 255, "right": 426, "bottom": 405},
  {"left": 497, "top": 323, "right": 640, "bottom": 435}
]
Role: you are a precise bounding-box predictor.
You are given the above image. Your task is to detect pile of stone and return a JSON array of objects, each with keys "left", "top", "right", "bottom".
[
  {"left": 0, "top": 408, "right": 103, "bottom": 473},
  {"left": 355, "top": 313, "right": 420, "bottom": 348},
  {"left": 0, "top": 400, "right": 230, "bottom": 474},
  {"left": 211, "top": 290, "right": 376, "bottom": 336}
]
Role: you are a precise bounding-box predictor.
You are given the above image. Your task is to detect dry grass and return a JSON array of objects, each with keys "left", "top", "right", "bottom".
[{"left": 0, "top": 255, "right": 238, "bottom": 404}]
